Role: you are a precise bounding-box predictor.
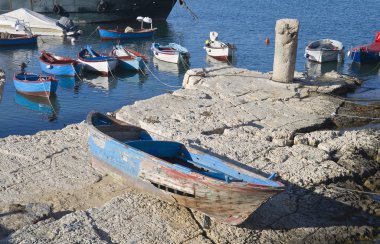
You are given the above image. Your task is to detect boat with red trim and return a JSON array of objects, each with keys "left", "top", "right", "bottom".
[
  {"left": 13, "top": 73, "right": 58, "bottom": 97},
  {"left": 39, "top": 50, "right": 79, "bottom": 77},
  {"left": 87, "top": 112, "right": 284, "bottom": 225},
  {"left": 204, "top": 32, "right": 235, "bottom": 61},
  {"left": 348, "top": 32, "right": 380, "bottom": 64}
]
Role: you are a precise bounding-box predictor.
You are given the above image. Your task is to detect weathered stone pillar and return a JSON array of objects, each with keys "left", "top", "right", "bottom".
[{"left": 272, "top": 19, "right": 299, "bottom": 83}]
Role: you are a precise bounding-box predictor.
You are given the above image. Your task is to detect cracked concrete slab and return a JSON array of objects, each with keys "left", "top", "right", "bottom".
[{"left": 1, "top": 68, "right": 379, "bottom": 242}]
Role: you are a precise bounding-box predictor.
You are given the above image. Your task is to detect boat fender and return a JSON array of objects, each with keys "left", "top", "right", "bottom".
[
  {"left": 97, "top": 0, "right": 108, "bottom": 12},
  {"left": 46, "top": 65, "right": 53, "bottom": 69},
  {"left": 304, "top": 53, "right": 309, "bottom": 59},
  {"left": 53, "top": 4, "right": 64, "bottom": 15}
]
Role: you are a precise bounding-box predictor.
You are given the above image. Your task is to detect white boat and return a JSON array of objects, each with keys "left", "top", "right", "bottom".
[
  {"left": 304, "top": 39, "right": 344, "bottom": 63},
  {"left": 151, "top": 42, "right": 190, "bottom": 64},
  {"left": 0, "top": 8, "right": 80, "bottom": 36},
  {"left": 77, "top": 45, "right": 117, "bottom": 76},
  {"left": 204, "top": 32, "right": 235, "bottom": 61}
]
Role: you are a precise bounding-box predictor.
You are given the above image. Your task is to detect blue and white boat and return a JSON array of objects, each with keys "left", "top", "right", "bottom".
[
  {"left": 39, "top": 51, "right": 79, "bottom": 77},
  {"left": 110, "top": 45, "right": 146, "bottom": 72},
  {"left": 87, "top": 112, "right": 284, "bottom": 226},
  {"left": 13, "top": 73, "right": 58, "bottom": 97},
  {"left": 0, "top": 33, "right": 37, "bottom": 46},
  {"left": 77, "top": 45, "right": 117, "bottom": 76}
]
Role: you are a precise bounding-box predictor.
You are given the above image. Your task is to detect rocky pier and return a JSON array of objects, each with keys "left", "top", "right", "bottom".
[{"left": 0, "top": 66, "right": 379, "bottom": 243}]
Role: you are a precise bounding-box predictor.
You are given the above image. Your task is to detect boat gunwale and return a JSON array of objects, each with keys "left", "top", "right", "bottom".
[{"left": 86, "top": 112, "right": 285, "bottom": 190}]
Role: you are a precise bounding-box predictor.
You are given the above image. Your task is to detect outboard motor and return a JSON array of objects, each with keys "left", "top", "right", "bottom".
[{"left": 56, "top": 17, "right": 81, "bottom": 36}]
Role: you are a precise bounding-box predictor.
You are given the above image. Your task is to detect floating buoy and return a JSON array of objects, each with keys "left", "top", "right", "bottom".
[{"left": 265, "top": 38, "right": 270, "bottom": 45}]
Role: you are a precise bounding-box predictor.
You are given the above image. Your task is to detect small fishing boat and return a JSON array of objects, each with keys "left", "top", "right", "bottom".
[
  {"left": 0, "top": 32, "right": 37, "bottom": 46},
  {"left": 348, "top": 32, "right": 380, "bottom": 64},
  {"left": 304, "top": 39, "right": 344, "bottom": 63},
  {"left": 13, "top": 73, "right": 58, "bottom": 97},
  {"left": 204, "top": 32, "right": 235, "bottom": 61},
  {"left": 151, "top": 42, "right": 190, "bottom": 64},
  {"left": 87, "top": 112, "right": 284, "bottom": 225},
  {"left": 110, "top": 45, "right": 146, "bottom": 72},
  {"left": 98, "top": 16, "right": 156, "bottom": 40},
  {"left": 39, "top": 50, "right": 79, "bottom": 77},
  {"left": 77, "top": 45, "right": 117, "bottom": 76}
]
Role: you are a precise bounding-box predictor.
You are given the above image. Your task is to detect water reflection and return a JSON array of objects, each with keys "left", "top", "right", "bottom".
[
  {"left": 0, "top": 82, "right": 4, "bottom": 103},
  {"left": 58, "top": 77, "right": 77, "bottom": 90},
  {"left": 348, "top": 62, "right": 380, "bottom": 77},
  {"left": 304, "top": 61, "right": 342, "bottom": 78},
  {"left": 84, "top": 75, "right": 117, "bottom": 90},
  {"left": 153, "top": 58, "right": 189, "bottom": 75},
  {"left": 14, "top": 92, "right": 60, "bottom": 120},
  {"left": 205, "top": 55, "right": 237, "bottom": 67}
]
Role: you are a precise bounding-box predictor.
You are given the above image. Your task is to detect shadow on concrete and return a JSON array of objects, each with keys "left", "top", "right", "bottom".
[{"left": 240, "top": 183, "right": 379, "bottom": 230}]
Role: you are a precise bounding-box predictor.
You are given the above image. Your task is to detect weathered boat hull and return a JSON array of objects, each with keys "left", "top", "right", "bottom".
[
  {"left": 13, "top": 73, "right": 58, "bottom": 97},
  {"left": 87, "top": 112, "right": 284, "bottom": 225},
  {"left": 98, "top": 28, "right": 156, "bottom": 40},
  {"left": 0, "top": 0, "right": 177, "bottom": 23}
]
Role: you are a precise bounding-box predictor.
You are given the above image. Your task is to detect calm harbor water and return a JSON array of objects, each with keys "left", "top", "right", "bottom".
[{"left": 0, "top": 0, "right": 379, "bottom": 138}]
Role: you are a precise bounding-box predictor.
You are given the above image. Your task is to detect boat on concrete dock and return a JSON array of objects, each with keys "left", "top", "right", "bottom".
[
  {"left": 87, "top": 112, "right": 284, "bottom": 225},
  {"left": 0, "top": 8, "right": 81, "bottom": 36},
  {"left": 0, "top": 0, "right": 178, "bottom": 23}
]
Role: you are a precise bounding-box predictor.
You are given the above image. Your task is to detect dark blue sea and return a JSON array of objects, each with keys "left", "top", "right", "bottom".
[{"left": 0, "top": 0, "right": 379, "bottom": 137}]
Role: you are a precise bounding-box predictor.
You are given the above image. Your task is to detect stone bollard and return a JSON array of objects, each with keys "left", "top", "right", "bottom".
[{"left": 272, "top": 19, "right": 299, "bottom": 83}]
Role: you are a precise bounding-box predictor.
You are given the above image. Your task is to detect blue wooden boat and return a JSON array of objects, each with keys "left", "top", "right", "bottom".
[
  {"left": 98, "top": 27, "right": 156, "bottom": 40},
  {"left": 0, "top": 33, "right": 37, "bottom": 46},
  {"left": 349, "top": 32, "right": 380, "bottom": 64},
  {"left": 13, "top": 73, "right": 58, "bottom": 97},
  {"left": 39, "top": 50, "right": 80, "bottom": 77},
  {"left": 87, "top": 112, "right": 284, "bottom": 225},
  {"left": 110, "top": 45, "right": 146, "bottom": 71}
]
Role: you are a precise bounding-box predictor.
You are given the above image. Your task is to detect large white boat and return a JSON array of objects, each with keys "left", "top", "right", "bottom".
[{"left": 0, "top": 0, "right": 178, "bottom": 23}]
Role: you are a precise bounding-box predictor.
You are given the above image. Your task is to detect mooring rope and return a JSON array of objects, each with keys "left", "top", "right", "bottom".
[
  {"left": 87, "top": 27, "right": 99, "bottom": 40},
  {"left": 41, "top": 79, "right": 58, "bottom": 116},
  {"left": 142, "top": 60, "right": 182, "bottom": 88},
  {"left": 107, "top": 60, "right": 116, "bottom": 80},
  {"left": 72, "top": 64, "right": 83, "bottom": 81}
]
